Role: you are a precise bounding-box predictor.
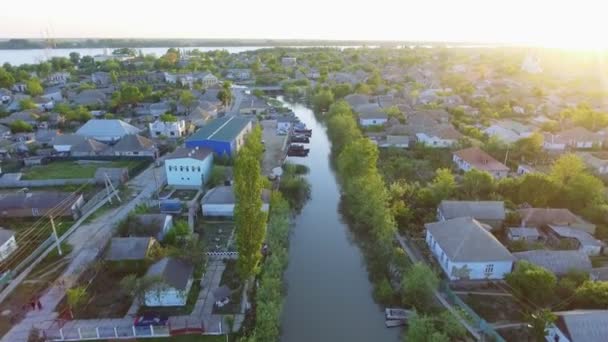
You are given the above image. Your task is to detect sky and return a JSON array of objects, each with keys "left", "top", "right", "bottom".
[{"left": 0, "top": 0, "right": 605, "bottom": 49}]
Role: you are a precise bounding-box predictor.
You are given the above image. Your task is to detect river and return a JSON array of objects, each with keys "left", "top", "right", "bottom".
[{"left": 280, "top": 98, "right": 400, "bottom": 342}]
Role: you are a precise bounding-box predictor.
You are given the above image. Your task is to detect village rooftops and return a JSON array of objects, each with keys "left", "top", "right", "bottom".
[
  {"left": 76, "top": 119, "right": 141, "bottom": 139},
  {"left": 146, "top": 257, "right": 193, "bottom": 290},
  {"left": 166, "top": 146, "right": 213, "bottom": 161},
  {"left": 111, "top": 134, "right": 156, "bottom": 152},
  {"left": 548, "top": 225, "right": 604, "bottom": 247},
  {"left": 512, "top": 250, "right": 592, "bottom": 275},
  {"left": 439, "top": 200, "right": 505, "bottom": 221},
  {"left": 202, "top": 185, "right": 271, "bottom": 205},
  {"left": 518, "top": 208, "right": 585, "bottom": 227},
  {"left": 187, "top": 116, "right": 251, "bottom": 142},
  {"left": 0, "top": 228, "right": 15, "bottom": 245},
  {"left": 453, "top": 147, "right": 509, "bottom": 172},
  {"left": 553, "top": 310, "right": 608, "bottom": 342},
  {"left": 424, "top": 217, "right": 515, "bottom": 263},
  {"left": 106, "top": 237, "right": 156, "bottom": 261}
]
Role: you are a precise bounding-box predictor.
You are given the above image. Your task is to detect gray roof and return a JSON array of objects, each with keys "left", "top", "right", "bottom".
[
  {"left": 0, "top": 192, "right": 81, "bottom": 212},
  {"left": 507, "top": 227, "right": 540, "bottom": 238},
  {"left": 71, "top": 138, "right": 108, "bottom": 153},
  {"left": 166, "top": 147, "right": 213, "bottom": 161},
  {"left": 548, "top": 225, "right": 605, "bottom": 247},
  {"left": 76, "top": 119, "right": 140, "bottom": 138},
  {"left": 344, "top": 94, "right": 371, "bottom": 108},
  {"left": 72, "top": 89, "right": 107, "bottom": 106},
  {"left": 513, "top": 250, "right": 592, "bottom": 275},
  {"left": 554, "top": 310, "right": 608, "bottom": 342},
  {"left": 0, "top": 228, "right": 15, "bottom": 245},
  {"left": 106, "top": 237, "right": 155, "bottom": 261},
  {"left": 202, "top": 185, "right": 271, "bottom": 205},
  {"left": 439, "top": 201, "right": 506, "bottom": 221},
  {"left": 355, "top": 103, "right": 388, "bottom": 119},
  {"left": 425, "top": 217, "right": 515, "bottom": 262},
  {"left": 146, "top": 257, "right": 193, "bottom": 290},
  {"left": 112, "top": 134, "right": 156, "bottom": 152}
]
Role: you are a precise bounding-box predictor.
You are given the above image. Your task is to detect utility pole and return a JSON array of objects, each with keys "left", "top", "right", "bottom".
[{"left": 50, "top": 216, "right": 62, "bottom": 256}]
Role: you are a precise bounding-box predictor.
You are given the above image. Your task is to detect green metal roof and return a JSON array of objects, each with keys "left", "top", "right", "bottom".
[{"left": 187, "top": 116, "right": 251, "bottom": 142}]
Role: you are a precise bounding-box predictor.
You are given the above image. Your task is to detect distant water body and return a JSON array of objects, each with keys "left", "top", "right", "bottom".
[{"left": 0, "top": 46, "right": 374, "bottom": 66}]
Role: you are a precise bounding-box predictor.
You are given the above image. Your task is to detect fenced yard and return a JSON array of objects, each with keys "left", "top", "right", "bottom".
[
  {"left": 198, "top": 221, "right": 236, "bottom": 254},
  {"left": 21, "top": 160, "right": 143, "bottom": 180}
]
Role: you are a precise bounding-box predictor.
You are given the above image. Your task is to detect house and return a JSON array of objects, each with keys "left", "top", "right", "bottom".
[
  {"left": 518, "top": 208, "right": 596, "bottom": 235},
  {"left": 112, "top": 134, "right": 158, "bottom": 158},
  {"left": 546, "top": 310, "right": 608, "bottom": 342},
  {"left": 415, "top": 125, "right": 461, "bottom": 148},
  {"left": 105, "top": 237, "right": 157, "bottom": 261},
  {"left": 165, "top": 147, "right": 214, "bottom": 188},
  {"left": 76, "top": 119, "right": 141, "bottom": 143},
  {"left": 238, "top": 96, "right": 269, "bottom": 115},
  {"left": 35, "top": 129, "right": 59, "bottom": 147},
  {"left": 71, "top": 89, "right": 107, "bottom": 106},
  {"left": 201, "top": 185, "right": 271, "bottom": 217},
  {"left": 281, "top": 56, "right": 297, "bottom": 67},
  {"left": 194, "top": 72, "right": 218, "bottom": 87},
  {"left": 0, "top": 125, "right": 11, "bottom": 140},
  {"left": 12, "top": 83, "right": 27, "bottom": 93},
  {"left": 0, "top": 192, "right": 84, "bottom": 219},
  {"left": 91, "top": 72, "right": 112, "bottom": 87},
  {"left": 127, "top": 214, "right": 174, "bottom": 241},
  {"left": 512, "top": 250, "right": 592, "bottom": 276},
  {"left": 377, "top": 135, "right": 409, "bottom": 149},
  {"left": 425, "top": 217, "right": 515, "bottom": 280},
  {"left": 507, "top": 227, "right": 541, "bottom": 242},
  {"left": 144, "top": 257, "right": 194, "bottom": 307},
  {"left": 452, "top": 147, "right": 509, "bottom": 178},
  {"left": 546, "top": 225, "right": 604, "bottom": 256},
  {"left": 226, "top": 69, "right": 251, "bottom": 81},
  {"left": 41, "top": 87, "right": 64, "bottom": 102},
  {"left": 149, "top": 102, "right": 171, "bottom": 117},
  {"left": 483, "top": 120, "right": 534, "bottom": 143},
  {"left": 543, "top": 127, "right": 603, "bottom": 151},
  {"left": 577, "top": 152, "right": 608, "bottom": 174},
  {"left": 344, "top": 94, "right": 371, "bottom": 108},
  {"left": 355, "top": 103, "right": 388, "bottom": 127},
  {"left": 0, "top": 228, "right": 18, "bottom": 261},
  {"left": 185, "top": 116, "right": 252, "bottom": 157},
  {"left": 437, "top": 200, "right": 506, "bottom": 230},
  {"left": 71, "top": 138, "right": 109, "bottom": 157},
  {"left": 149, "top": 119, "right": 187, "bottom": 138},
  {"left": 0, "top": 110, "right": 39, "bottom": 126},
  {"left": 46, "top": 72, "right": 70, "bottom": 85},
  {"left": 51, "top": 134, "right": 87, "bottom": 153}
]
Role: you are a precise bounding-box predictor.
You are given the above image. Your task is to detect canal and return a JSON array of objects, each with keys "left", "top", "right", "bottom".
[{"left": 280, "top": 98, "right": 400, "bottom": 342}]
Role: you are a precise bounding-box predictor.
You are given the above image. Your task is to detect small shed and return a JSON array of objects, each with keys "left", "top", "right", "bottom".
[
  {"left": 105, "top": 237, "right": 157, "bottom": 261},
  {"left": 507, "top": 227, "right": 541, "bottom": 242}
]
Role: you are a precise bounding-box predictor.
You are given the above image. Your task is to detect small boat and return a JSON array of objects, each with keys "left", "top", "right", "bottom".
[
  {"left": 294, "top": 129, "right": 312, "bottom": 137},
  {"left": 291, "top": 135, "right": 310, "bottom": 143},
  {"left": 385, "top": 308, "right": 413, "bottom": 320},
  {"left": 385, "top": 320, "right": 406, "bottom": 328},
  {"left": 287, "top": 144, "right": 310, "bottom": 157}
]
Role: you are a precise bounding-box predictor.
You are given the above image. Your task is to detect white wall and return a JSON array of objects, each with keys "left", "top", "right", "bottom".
[
  {"left": 416, "top": 133, "right": 455, "bottom": 148},
  {"left": 165, "top": 156, "right": 213, "bottom": 188},
  {"left": 202, "top": 202, "right": 269, "bottom": 217},
  {"left": 359, "top": 118, "right": 388, "bottom": 127},
  {"left": 546, "top": 326, "right": 570, "bottom": 342}
]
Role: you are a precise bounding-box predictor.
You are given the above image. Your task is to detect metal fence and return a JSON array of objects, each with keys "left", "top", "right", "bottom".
[
  {"left": 44, "top": 324, "right": 171, "bottom": 341},
  {"left": 0, "top": 177, "right": 92, "bottom": 188},
  {"left": 441, "top": 282, "right": 507, "bottom": 342}
]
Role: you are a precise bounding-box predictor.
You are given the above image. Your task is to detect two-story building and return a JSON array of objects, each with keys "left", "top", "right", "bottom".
[
  {"left": 149, "top": 119, "right": 187, "bottom": 138},
  {"left": 165, "top": 147, "right": 214, "bottom": 188}
]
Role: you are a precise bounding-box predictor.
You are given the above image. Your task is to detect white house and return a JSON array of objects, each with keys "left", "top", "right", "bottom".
[
  {"left": 452, "top": 147, "right": 509, "bottom": 179},
  {"left": 543, "top": 127, "right": 603, "bottom": 151},
  {"left": 201, "top": 186, "right": 271, "bottom": 217},
  {"left": 194, "top": 72, "right": 218, "bottom": 87},
  {"left": 144, "top": 258, "right": 194, "bottom": 307},
  {"left": 50, "top": 134, "right": 86, "bottom": 153},
  {"left": 425, "top": 217, "right": 515, "bottom": 280},
  {"left": 547, "top": 225, "right": 605, "bottom": 256},
  {"left": 165, "top": 147, "right": 214, "bottom": 188},
  {"left": 377, "top": 135, "right": 409, "bottom": 149},
  {"left": 577, "top": 152, "right": 608, "bottom": 175},
  {"left": 546, "top": 310, "right": 608, "bottom": 342},
  {"left": 149, "top": 119, "right": 187, "bottom": 138},
  {"left": 0, "top": 228, "right": 18, "bottom": 261},
  {"left": 355, "top": 103, "right": 388, "bottom": 127},
  {"left": 415, "top": 125, "right": 462, "bottom": 148},
  {"left": 46, "top": 72, "right": 71, "bottom": 85},
  {"left": 507, "top": 227, "right": 541, "bottom": 242}
]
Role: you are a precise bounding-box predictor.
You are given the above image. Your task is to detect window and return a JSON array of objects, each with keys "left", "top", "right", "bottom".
[
  {"left": 180, "top": 166, "right": 183, "bottom": 172},
  {"left": 484, "top": 264, "right": 494, "bottom": 275},
  {"left": 170, "top": 132, "right": 175, "bottom": 136},
  {"left": 185, "top": 166, "right": 189, "bottom": 172}
]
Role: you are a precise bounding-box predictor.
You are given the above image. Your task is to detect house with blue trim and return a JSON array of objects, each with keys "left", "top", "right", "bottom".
[{"left": 185, "top": 116, "right": 252, "bottom": 157}]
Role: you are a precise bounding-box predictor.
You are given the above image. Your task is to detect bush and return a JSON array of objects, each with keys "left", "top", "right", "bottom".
[{"left": 164, "top": 220, "right": 190, "bottom": 246}]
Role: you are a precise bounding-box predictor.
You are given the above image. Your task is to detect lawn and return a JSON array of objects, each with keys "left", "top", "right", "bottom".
[
  {"left": 21, "top": 160, "right": 143, "bottom": 180},
  {"left": 212, "top": 259, "right": 243, "bottom": 315}
]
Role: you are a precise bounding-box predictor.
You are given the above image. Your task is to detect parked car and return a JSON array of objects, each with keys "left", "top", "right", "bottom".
[{"left": 134, "top": 313, "right": 169, "bottom": 326}]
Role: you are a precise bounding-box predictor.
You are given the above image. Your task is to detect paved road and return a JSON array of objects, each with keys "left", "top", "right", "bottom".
[
  {"left": 1, "top": 166, "right": 166, "bottom": 342},
  {"left": 227, "top": 87, "right": 245, "bottom": 115}
]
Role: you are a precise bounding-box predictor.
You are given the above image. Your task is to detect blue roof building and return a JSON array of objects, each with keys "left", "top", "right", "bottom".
[{"left": 185, "top": 116, "right": 252, "bottom": 157}]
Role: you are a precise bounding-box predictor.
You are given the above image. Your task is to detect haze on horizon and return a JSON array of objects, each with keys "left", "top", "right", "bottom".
[{"left": 0, "top": 0, "right": 605, "bottom": 49}]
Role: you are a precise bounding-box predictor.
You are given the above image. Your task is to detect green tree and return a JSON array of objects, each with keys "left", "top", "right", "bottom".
[
  {"left": 438, "top": 310, "right": 466, "bottom": 340},
  {"left": 312, "top": 88, "right": 334, "bottom": 112},
  {"left": 461, "top": 169, "right": 495, "bottom": 200},
  {"left": 401, "top": 262, "right": 439, "bottom": 310},
  {"left": 332, "top": 83, "right": 352, "bottom": 99},
  {"left": 406, "top": 314, "right": 449, "bottom": 342},
  {"left": 506, "top": 261, "right": 557, "bottom": 306},
  {"left": 117, "top": 84, "right": 143, "bottom": 106},
  {"left": 217, "top": 88, "right": 232, "bottom": 108},
  {"left": 525, "top": 309, "right": 556, "bottom": 342},
  {"left": 429, "top": 168, "right": 456, "bottom": 203},
  {"left": 69, "top": 52, "right": 80, "bottom": 65},
  {"left": 179, "top": 90, "right": 196, "bottom": 113},
  {"left": 160, "top": 113, "right": 178, "bottom": 122},
  {"left": 19, "top": 98, "right": 36, "bottom": 110},
  {"left": 120, "top": 274, "right": 163, "bottom": 304},
  {"left": 66, "top": 286, "right": 88, "bottom": 319},
  {"left": 25, "top": 78, "right": 43, "bottom": 96},
  {"left": 550, "top": 154, "right": 586, "bottom": 185},
  {"left": 234, "top": 126, "right": 267, "bottom": 281},
  {"left": 514, "top": 132, "right": 544, "bottom": 161},
  {"left": 516, "top": 173, "right": 559, "bottom": 207},
  {"left": 54, "top": 102, "right": 71, "bottom": 114},
  {"left": 10, "top": 120, "right": 33, "bottom": 133},
  {"left": 574, "top": 281, "right": 608, "bottom": 308},
  {"left": 0, "top": 67, "right": 15, "bottom": 88},
  {"left": 110, "top": 70, "right": 118, "bottom": 84}
]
